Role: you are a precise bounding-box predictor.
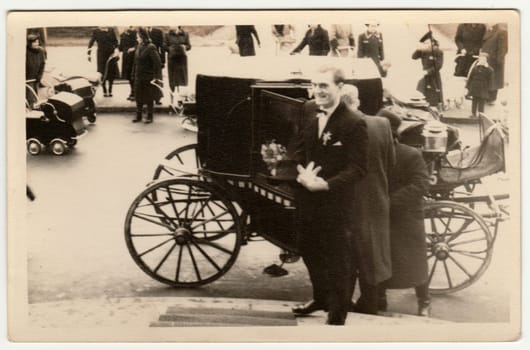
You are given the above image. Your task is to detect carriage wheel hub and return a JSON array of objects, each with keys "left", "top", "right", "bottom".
[
  {"left": 174, "top": 227, "right": 191, "bottom": 245},
  {"left": 434, "top": 243, "right": 450, "bottom": 260}
]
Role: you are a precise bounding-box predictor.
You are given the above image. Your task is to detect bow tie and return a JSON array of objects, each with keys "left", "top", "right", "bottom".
[{"left": 316, "top": 108, "right": 328, "bottom": 116}]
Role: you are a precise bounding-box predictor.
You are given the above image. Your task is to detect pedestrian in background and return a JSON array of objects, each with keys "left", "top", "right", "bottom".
[
  {"left": 481, "top": 23, "right": 508, "bottom": 104},
  {"left": 466, "top": 52, "right": 495, "bottom": 118},
  {"left": 329, "top": 24, "right": 355, "bottom": 57},
  {"left": 413, "top": 34, "right": 444, "bottom": 108},
  {"left": 454, "top": 23, "right": 486, "bottom": 77},
  {"left": 291, "top": 25, "right": 330, "bottom": 56},
  {"left": 357, "top": 21, "right": 386, "bottom": 77},
  {"left": 272, "top": 25, "right": 296, "bottom": 54},
  {"left": 147, "top": 26, "right": 165, "bottom": 105},
  {"left": 132, "top": 27, "right": 162, "bottom": 124},
  {"left": 235, "top": 25, "right": 261, "bottom": 57},
  {"left": 26, "top": 33, "right": 46, "bottom": 108},
  {"left": 164, "top": 26, "right": 191, "bottom": 102},
  {"left": 341, "top": 85, "right": 395, "bottom": 316},
  {"left": 376, "top": 109, "right": 431, "bottom": 317},
  {"left": 87, "top": 26, "right": 120, "bottom": 97},
  {"left": 119, "top": 26, "right": 138, "bottom": 101}
]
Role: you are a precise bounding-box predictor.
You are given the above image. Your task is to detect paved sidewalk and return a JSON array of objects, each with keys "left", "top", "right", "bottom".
[{"left": 28, "top": 296, "right": 450, "bottom": 328}]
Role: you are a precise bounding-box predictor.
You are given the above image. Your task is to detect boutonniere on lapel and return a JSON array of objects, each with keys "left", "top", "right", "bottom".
[{"left": 322, "top": 131, "right": 332, "bottom": 146}]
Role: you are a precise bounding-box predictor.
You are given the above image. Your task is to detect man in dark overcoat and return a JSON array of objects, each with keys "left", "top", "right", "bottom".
[
  {"left": 454, "top": 23, "right": 486, "bottom": 77},
  {"left": 357, "top": 21, "right": 386, "bottom": 77},
  {"left": 340, "top": 86, "right": 395, "bottom": 315},
  {"left": 481, "top": 23, "right": 508, "bottom": 103},
  {"left": 119, "top": 26, "right": 138, "bottom": 100},
  {"left": 291, "top": 25, "right": 330, "bottom": 56},
  {"left": 291, "top": 67, "right": 368, "bottom": 325},
  {"left": 377, "top": 110, "right": 431, "bottom": 317}
]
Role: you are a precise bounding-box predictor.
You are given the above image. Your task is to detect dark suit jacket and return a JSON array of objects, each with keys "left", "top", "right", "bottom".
[
  {"left": 294, "top": 101, "right": 367, "bottom": 247},
  {"left": 352, "top": 116, "right": 395, "bottom": 285}
]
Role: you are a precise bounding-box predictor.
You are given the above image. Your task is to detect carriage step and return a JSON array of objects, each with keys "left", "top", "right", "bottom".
[{"left": 151, "top": 307, "right": 297, "bottom": 327}]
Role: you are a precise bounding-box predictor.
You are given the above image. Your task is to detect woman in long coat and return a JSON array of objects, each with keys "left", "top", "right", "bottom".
[
  {"left": 481, "top": 23, "right": 508, "bottom": 103},
  {"left": 164, "top": 26, "right": 191, "bottom": 95},
  {"left": 87, "top": 27, "right": 119, "bottom": 97},
  {"left": 119, "top": 26, "right": 138, "bottom": 100},
  {"left": 235, "top": 25, "right": 260, "bottom": 57},
  {"left": 132, "top": 27, "right": 162, "bottom": 124},
  {"left": 26, "top": 34, "right": 46, "bottom": 107}
]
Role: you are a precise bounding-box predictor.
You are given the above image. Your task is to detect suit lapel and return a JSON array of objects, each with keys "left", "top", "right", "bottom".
[{"left": 319, "top": 102, "right": 345, "bottom": 144}]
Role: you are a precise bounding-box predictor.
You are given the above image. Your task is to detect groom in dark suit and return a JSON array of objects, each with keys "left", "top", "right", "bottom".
[{"left": 292, "top": 66, "right": 368, "bottom": 325}]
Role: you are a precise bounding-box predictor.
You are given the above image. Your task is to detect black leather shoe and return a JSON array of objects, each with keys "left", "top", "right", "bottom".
[
  {"left": 354, "top": 299, "right": 379, "bottom": 315},
  {"left": 326, "top": 312, "right": 346, "bottom": 325},
  {"left": 292, "top": 300, "right": 327, "bottom": 315},
  {"left": 144, "top": 119, "right": 153, "bottom": 124},
  {"left": 132, "top": 118, "right": 142, "bottom": 123}
]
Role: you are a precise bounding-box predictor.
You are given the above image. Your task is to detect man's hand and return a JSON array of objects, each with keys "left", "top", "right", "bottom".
[{"left": 296, "top": 162, "right": 329, "bottom": 192}]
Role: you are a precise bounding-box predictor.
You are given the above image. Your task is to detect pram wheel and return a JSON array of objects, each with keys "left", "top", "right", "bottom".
[
  {"left": 87, "top": 114, "right": 97, "bottom": 123},
  {"left": 49, "top": 138, "right": 67, "bottom": 156},
  {"left": 27, "top": 138, "right": 44, "bottom": 156}
]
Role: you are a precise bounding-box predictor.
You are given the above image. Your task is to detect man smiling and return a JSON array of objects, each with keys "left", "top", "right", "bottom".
[{"left": 292, "top": 66, "right": 368, "bottom": 325}]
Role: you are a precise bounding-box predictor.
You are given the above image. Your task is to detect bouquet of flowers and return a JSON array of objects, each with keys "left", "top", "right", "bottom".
[{"left": 260, "top": 140, "right": 287, "bottom": 176}]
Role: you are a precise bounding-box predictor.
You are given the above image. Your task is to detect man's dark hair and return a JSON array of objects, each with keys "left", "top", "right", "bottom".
[{"left": 317, "top": 66, "right": 346, "bottom": 85}]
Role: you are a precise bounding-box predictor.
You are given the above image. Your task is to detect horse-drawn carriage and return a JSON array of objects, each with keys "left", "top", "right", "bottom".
[{"left": 124, "top": 57, "right": 509, "bottom": 295}]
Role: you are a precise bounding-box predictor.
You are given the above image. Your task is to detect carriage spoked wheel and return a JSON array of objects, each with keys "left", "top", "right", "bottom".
[
  {"left": 152, "top": 144, "right": 201, "bottom": 180},
  {"left": 424, "top": 201, "right": 493, "bottom": 295},
  {"left": 125, "top": 177, "right": 242, "bottom": 287}
]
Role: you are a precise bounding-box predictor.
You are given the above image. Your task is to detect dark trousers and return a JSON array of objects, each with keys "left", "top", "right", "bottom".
[
  {"left": 471, "top": 97, "right": 486, "bottom": 116},
  {"left": 378, "top": 282, "right": 431, "bottom": 309},
  {"left": 135, "top": 101, "right": 153, "bottom": 120},
  {"left": 300, "top": 220, "right": 352, "bottom": 318},
  {"left": 102, "top": 79, "right": 114, "bottom": 94}
]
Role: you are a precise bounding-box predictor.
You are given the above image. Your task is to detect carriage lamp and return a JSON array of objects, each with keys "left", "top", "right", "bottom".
[{"left": 422, "top": 120, "right": 448, "bottom": 153}]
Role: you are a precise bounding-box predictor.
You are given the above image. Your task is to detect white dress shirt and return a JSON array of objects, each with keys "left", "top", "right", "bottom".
[{"left": 317, "top": 100, "right": 340, "bottom": 138}]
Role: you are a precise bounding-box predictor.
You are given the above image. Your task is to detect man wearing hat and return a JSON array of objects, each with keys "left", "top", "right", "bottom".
[{"left": 357, "top": 21, "right": 386, "bottom": 77}]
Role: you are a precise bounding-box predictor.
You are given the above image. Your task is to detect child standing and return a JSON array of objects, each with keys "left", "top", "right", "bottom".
[{"left": 466, "top": 52, "right": 495, "bottom": 117}]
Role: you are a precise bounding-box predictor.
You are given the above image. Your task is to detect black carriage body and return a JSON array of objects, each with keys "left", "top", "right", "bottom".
[
  {"left": 26, "top": 91, "right": 86, "bottom": 144},
  {"left": 194, "top": 72, "right": 383, "bottom": 251},
  {"left": 54, "top": 78, "right": 96, "bottom": 119}
]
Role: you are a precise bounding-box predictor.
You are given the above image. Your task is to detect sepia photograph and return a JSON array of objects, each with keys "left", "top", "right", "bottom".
[{"left": 5, "top": 7, "right": 522, "bottom": 344}]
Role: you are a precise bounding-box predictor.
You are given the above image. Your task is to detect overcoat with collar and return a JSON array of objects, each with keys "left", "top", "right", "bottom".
[
  {"left": 351, "top": 115, "right": 395, "bottom": 286},
  {"left": 481, "top": 24, "right": 508, "bottom": 90},
  {"left": 383, "top": 142, "right": 429, "bottom": 289}
]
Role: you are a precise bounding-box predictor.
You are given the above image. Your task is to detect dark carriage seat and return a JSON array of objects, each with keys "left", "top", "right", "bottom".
[{"left": 438, "top": 115, "right": 506, "bottom": 184}]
